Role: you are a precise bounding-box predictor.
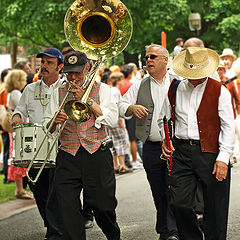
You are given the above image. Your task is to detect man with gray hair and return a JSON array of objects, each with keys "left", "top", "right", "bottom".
[{"left": 119, "top": 44, "right": 179, "bottom": 240}]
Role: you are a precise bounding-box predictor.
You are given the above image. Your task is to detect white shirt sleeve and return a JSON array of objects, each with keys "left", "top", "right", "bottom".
[
  {"left": 118, "top": 81, "right": 141, "bottom": 119},
  {"left": 217, "top": 85, "right": 235, "bottom": 164},
  {"left": 95, "top": 83, "right": 118, "bottom": 128}
]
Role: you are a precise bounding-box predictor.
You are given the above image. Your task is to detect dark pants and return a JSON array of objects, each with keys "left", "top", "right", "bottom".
[
  {"left": 82, "top": 191, "right": 94, "bottom": 221},
  {"left": 55, "top": 147, "right": 120, "bottom": 240},
  {"left": 28, "top": 168, "right": 62, "bottom": 239},
  {"left": 1, "top": 132, "right": 9, "bottom": 182},
  {"left": 170, "top": 139, "right": 230, "bottom": 240},
  {"left": 143, "top": 141, "right": 178, "bottom": 239}
]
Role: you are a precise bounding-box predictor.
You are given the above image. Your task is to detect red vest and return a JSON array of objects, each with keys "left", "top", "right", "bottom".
[
  {"left": 168, "top": 78, "right": 221, "bottom": 153},
  {"left": 58, "top": 82, "right": 107, "bottom": 155}
]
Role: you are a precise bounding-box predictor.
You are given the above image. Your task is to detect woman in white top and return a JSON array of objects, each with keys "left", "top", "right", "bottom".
[{"left": 5, "top": 69, "right": 32, "bottom": 199}]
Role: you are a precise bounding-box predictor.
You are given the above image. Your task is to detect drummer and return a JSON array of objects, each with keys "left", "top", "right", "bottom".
[{"left": 11, "top": 47, "right": 64, "bottom": 240}]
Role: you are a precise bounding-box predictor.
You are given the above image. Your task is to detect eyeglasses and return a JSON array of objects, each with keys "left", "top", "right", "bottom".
[{"left": 144, "top": 54, "right": 162, "bottom": 61}]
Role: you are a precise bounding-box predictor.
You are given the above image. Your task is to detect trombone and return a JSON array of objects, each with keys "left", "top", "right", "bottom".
[{"left": 26, "top": 0, "right": 132, "bottom": 184}]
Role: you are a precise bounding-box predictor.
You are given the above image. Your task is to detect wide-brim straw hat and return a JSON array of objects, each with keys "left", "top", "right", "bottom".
[
  {"left": 172, "top": 47, "right": 220, "bottom": 80},
  {"left": 220, "top": 48, "right": 236, "bottom": 60}
]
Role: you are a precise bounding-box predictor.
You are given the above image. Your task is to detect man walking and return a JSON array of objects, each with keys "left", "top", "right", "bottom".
[{"left": 119, "top": 43, "right": 179, "bottom": 240}]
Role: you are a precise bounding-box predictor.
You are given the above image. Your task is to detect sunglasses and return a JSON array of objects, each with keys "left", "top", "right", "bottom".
[{"left": 144, "top": 54, "right": 162, "bottom": 61}]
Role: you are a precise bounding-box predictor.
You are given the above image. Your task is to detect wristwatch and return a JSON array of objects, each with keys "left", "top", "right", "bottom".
[{"left": 87, "top": 98, "right": 94, "bottom": 106}]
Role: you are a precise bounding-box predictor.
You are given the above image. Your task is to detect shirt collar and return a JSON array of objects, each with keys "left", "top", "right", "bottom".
[{"left": 149, "top": 71, "right": 169, "bottom": 85}]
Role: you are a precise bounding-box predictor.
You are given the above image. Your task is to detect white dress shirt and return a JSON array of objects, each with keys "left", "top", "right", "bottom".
[
  {"left": 13, "top": 79, "right": 64, "bottom": 124},
  {"left": 118, "top": 72, "right": 172, "bottom": 142},
  {"left": 42, "top": 82, "right": 118, "bottom": 131},
  {"left": 164, "top": 79, "right": 235, "bottom": 164}
]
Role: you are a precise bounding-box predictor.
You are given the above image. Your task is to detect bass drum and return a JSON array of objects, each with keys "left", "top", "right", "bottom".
[{"left": 12, "top": 123, "right": 57, "bottom": 168}]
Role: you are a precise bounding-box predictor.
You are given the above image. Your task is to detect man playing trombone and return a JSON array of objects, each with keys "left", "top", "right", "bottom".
[
  {"left": 42, "top": 51, "right": 120, "bottom": 240},
  {"left": 11, "top": 47, "right": 64, "bottom": 240}
]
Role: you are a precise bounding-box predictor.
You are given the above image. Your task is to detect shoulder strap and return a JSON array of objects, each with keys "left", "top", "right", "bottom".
[{"left": 168, "top": 79, "right": 181, "bottom": 126}]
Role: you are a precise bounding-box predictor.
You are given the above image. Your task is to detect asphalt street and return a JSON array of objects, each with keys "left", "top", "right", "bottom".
[{"left": 0, "top": 164, "right": 240, "bottom": 240}]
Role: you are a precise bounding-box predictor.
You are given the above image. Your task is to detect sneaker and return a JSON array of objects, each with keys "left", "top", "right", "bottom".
[{"left": 132, "top": 160, "right": 143, "bottom": 170}]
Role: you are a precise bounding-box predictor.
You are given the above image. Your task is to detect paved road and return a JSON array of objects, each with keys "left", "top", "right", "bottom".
[{"left": 0, "top": 164, "right": 240, "bottom": 240}]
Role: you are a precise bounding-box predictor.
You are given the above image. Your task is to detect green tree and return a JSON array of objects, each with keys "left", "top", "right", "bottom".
[{"left": 1, "top": 0, "right": 240, "bottom": 64}]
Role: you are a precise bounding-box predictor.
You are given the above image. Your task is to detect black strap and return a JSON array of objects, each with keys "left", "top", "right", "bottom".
[{"left": 171, "top": 79, "right": 181, "bottom": 103}]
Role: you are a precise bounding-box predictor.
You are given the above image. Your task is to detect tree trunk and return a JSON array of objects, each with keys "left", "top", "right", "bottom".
[{"left": 11, "top": 40, "right": 18, "bottom": 67}]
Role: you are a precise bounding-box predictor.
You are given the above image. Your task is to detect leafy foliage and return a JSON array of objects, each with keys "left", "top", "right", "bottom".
[{"left": 0, "top": 0, "right": 240, "bottom": 58}]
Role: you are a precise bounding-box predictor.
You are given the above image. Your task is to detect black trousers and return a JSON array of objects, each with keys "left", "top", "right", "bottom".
[
  {"left": 1, "top": 132, "right": 9, "bottom": 182},
  {"left": 28, "top": 168, "right": 62, "bottom": 239},
  {"left": 143, "top": 141, "right": 178, "bottom": 239},
  {"left": 55, "top": 147, "right": 120, "bottom": 240},
  {"left": 170, "top": 139, "right": 231, "bottom": 240}
]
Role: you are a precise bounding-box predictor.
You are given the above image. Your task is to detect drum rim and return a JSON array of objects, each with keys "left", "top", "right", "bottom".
[{"left": 13, "top": 123, "right": 42, "bottom": 129}]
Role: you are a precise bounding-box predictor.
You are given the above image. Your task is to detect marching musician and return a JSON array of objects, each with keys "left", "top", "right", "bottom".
[
  {"left": 162, "top": 47, "right": 234, "bottom": 240},
  {"left": 118, "top": 44, "right": 179, "bottom": 240},
  {"left": 42, "top": 51, "right": 120, "bottom": 240},
  {"left": 11, "top": 47, "right": 64, "bottom": 240}
]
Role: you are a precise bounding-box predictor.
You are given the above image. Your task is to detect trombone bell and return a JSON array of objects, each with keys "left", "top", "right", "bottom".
[{"left": 64, "top": 100, "right": 91, "bottom": 122}]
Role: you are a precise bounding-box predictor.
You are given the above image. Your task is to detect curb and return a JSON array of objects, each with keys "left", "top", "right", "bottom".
[{"left": 0, "top": 198, "right": 36, "bottom": 221}]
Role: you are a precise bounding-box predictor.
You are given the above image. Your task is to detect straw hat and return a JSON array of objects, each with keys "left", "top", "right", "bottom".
[
  {"left": 217, "top": 60, "right": 226, "bottom": 69},
  {"left": 220, "top": 48, "right": 236, "bottom": 60},
  {"left": 172, "top": 47, "right": 220, "bottom": 79}
]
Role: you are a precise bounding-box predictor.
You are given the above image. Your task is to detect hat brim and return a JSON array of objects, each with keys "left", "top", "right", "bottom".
[
  {"left": 172, "top": 49, "right": 220, "bottom": 80},
  {"left": 36, "top": 53, "right": 63, "bottom": 63},
  {"left": 220, "top": 54, "right": 236, "bottom": 60},
  {"left": 63, "top": 65, "right": 85, "bottom": 73}
]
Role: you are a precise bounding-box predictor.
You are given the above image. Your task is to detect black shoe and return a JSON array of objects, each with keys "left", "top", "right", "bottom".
[{"left": 85, "top": 219, "right": 94, "bottom": 229}]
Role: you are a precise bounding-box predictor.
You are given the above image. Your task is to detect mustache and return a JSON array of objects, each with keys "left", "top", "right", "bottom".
[{"left": 40, "top": 68, "right": 49, "bottom": 74}]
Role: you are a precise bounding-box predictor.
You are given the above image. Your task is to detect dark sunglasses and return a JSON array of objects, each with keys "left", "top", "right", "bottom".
[{"left": 144, "top": 54, "right": 162, "bottom": 61}]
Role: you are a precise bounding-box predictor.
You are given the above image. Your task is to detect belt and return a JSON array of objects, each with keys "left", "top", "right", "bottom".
[
  {"left": 174, "top": 137, "right": 200, "bottom": 146},
  {"left": 145, "top": 140, "right": 162, "bottom": 145}
]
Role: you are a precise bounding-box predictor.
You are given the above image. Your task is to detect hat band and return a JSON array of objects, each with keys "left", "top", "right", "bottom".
[{"left": 184, "top": 59, "right": 209, "bottom": 70}]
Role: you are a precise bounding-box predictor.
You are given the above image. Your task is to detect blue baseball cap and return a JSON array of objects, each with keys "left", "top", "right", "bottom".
[{"left": 37, "top": 47, "right": 63, "bottom": 63}]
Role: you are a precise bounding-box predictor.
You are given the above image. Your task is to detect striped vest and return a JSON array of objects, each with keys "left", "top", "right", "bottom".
[{"left": 58, "top": 82, "right": 107, "bottom": 156}]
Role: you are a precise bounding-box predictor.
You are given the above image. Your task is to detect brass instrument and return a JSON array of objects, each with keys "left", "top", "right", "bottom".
[
  {"left": 26, "top": 0, "right": 132, "bottom": 183},
  {"left": 63, "top": 0, "right": 132, "bottom": 121}
]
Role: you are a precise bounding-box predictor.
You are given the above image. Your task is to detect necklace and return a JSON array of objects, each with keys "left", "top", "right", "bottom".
[{"left": 39, "top": 79, "right": 49, "bottom": 106}]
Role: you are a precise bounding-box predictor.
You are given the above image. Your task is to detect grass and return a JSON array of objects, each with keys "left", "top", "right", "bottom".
[
  {"left": 0, "top": 174, "right": 32, "bottom": 203},
  {"left": 0, "top": 174, "right": 16, "bottom": 203}
]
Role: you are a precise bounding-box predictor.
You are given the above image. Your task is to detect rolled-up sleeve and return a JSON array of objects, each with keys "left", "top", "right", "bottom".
[
  {"left": 118, "top": 82, "right": 141, "bottom": 119},
  {"left": 217, "top": 86, "right": 235, "bottom": 164},
  {"left": 95, "top": 83, "right": 118, "bottom": 128}
]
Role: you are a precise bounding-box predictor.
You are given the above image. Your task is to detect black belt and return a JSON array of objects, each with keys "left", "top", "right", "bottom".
[
  {"left": 174, "top": 137, "right": 200, "bottom": 146},
  {"left": 145, "top": 140, "right": 162, "bottom": 145}
]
